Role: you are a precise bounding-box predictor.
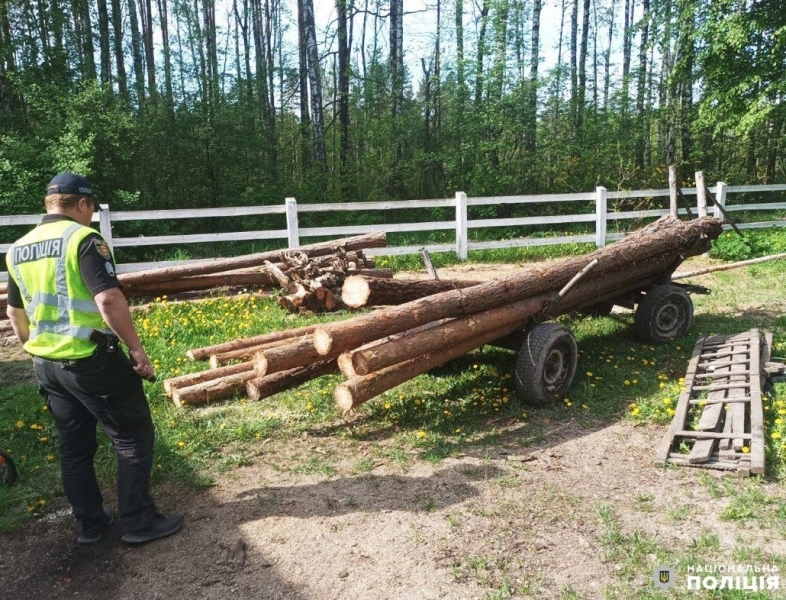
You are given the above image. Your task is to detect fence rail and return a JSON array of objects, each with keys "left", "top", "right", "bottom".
[{"left": 2, "top": 181, "right": 784, "bottom": 282}]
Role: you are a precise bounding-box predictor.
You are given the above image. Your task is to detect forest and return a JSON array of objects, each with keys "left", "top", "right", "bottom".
[{"left": 0, "top": 0, "right": 783, "bottom": 216}]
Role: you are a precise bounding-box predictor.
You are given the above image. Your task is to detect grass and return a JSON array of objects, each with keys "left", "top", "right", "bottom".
[{"left": 1, "top": 229, "right": 785, "bottom": 596}]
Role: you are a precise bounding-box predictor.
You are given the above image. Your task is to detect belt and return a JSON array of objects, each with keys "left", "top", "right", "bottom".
[{"left": 32, "top": 354, "right": 94, "bottom": 366}]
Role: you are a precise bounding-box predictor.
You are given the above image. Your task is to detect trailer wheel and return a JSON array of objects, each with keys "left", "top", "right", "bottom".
[
  {"left": 514, "top": 323, "right": 577, "bottom": 407},
  {"left": 633, "top": 284, "right": 693, "bottom": 344}
]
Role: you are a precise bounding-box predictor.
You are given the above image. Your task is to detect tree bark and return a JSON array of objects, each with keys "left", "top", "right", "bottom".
[
  {"left": 118, "top": 232, "right": 386, "bottom": 286},
  {"left": 246, "top": 359, "right": 337, "bottom": 401},
  {"left": 334, "top": 324, "right": 512, "bottom": 411},
  {"left": 187, "top": 323, "right": 320, "bottom": 360},
  {"left": 164, "top": 361, "right": 256, "bottom": 396},
  {"left": 314, "top": 217, "right": 722, "bottom": 356},
  {"left": 123, "top": 272, "right": 278, "bottom": 297},
  {"left": 208, "top": 337, "right": 294, "bottom": 368},
  {"left": 341, "top": 275, "right": 483, "bottom": 308},
  {"left": 172, "top": 369, "right": 260, "bottom": 406},
  {"left": 350, "top": 296, "right": 545, "bottom": 375}
]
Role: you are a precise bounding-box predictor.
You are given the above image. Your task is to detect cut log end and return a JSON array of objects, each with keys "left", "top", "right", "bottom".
[
  {"left": 342, "top": 275, "right": 372, "bottom": 308},
  {"left": 334, "top": 385, "right": 355, "bottom": 412},
  {"left": 254, "top": 351, "right": 269, "bottom": 376},
  {"left": 313, "top": 328, "right": 333, "bottom": 355},
  {"left": 351, "top": 352, "right": 371, "bottom": 376}
]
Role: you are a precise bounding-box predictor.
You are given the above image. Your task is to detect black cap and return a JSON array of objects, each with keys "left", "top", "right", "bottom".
[{"left": 46, "top": 172, "right": 95, "bottom": 198}]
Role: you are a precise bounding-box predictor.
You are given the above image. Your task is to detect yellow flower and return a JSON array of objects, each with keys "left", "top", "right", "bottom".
[
  {"left": 455, "top": 428, "right": 461, "bottom": 434},
  {"left": 16, "top": 420, "right": 24, "bottom": 428},
  {"left": 741, "top": 446, "right": 750, "bottom": 454},
  {"left": 384, "top": 402, "right": 391, "bottom": 410},
  {"left": 772, "top": 432, "right": 782, "bottom": 440},
  {"left": 586, "top": 371, "right": 593, "bottom": 377},
  {"left": 45, "top": 454, "right": 54, "bottom": 461},
  {"left": 177, "top": 441, "right": 185, "bottom": 447},
  {"left": 417, "top": 430, "right": 426, "bottom": 439}
]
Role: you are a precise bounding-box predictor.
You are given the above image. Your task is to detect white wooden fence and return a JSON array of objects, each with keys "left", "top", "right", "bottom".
[{"left": 2, "top": 181, "right": 785, "bottom": 281}]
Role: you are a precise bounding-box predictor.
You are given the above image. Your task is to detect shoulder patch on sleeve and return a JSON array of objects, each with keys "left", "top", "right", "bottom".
[{"left": 94, "top": 239, "right": 111, "bottom": 259}]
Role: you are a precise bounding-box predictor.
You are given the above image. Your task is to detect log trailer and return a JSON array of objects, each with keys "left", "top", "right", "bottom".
[{"left": 494, "top": 261, "right": 710, "bottom": 407}]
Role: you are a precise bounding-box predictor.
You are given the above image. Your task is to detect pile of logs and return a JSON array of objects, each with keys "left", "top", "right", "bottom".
[
  {"left": 264, "top": 248, "right": 382, "bottom": 313},
  {"left": 118, "top": 232, "right": 388, "bottom": 301},
  {"left": 164, "top": 216, "right": 724, "bottom": 410}
]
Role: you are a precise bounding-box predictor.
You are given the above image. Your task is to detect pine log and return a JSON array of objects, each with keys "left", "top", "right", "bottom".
[
  {"left": 264, "top": 260, "right": 298, "bottom": 292},
  {"left": 255, "top": 335, "right": 344, "bottom": 376},
  {"left": 187, "top": 324, "right": 319, "bottom": 361},
  {"left": 337, "top": 352, "right": 358, "bottom": 378},
  {"left": 123, "top": 272, "right": 277, "bottom": 297},
  {"left": 334, "top": 323, "right": 513, "bottom": 412},
  {"left": 315, "top": 216, "right": 722, "bottom": 356},
  {"left": 171, "top": 369, "right": 260, "bottom": 406},
  {"left": 118, "top": 231, "right": 387, "bottom": 287},
  {"left": 208, "top": 337, "right": 294, "bottom": 368},
  {"left": 341, "top": 276, "right": 483, "bottom": 308},
  {"left": 163, "top": 361, "right": 256, "bottom": 396},
  {"left": 246, "top": 359, "right": 338, "bottom": 401},
  {"left": 345, "top": 268, "right": 393, "bottom": 279},
  {"left": 350, "top": 296, "right": 546, "bottom": 376}
]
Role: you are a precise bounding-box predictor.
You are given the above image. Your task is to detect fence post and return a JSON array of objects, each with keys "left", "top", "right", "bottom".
[
  {"left": 595, "top": 186, "right": 607, "bottom": 248},
  {"left": 713, "top": 181, "right": 727, "bottom": 219},
  {"left": 668, "top": 165, "right": 678, "bottom": 217},
  {"left": 455, "top": 191, "right": 468, "bottom": 260},
  {"left": 285, "top": 197, "right": 299, "bottom": 249},
  {"left": 98, "top": 204, "right": 113, "bottom": 251},
  {"left": 695, "top": 171, "right": 708, "bottom": 217}
]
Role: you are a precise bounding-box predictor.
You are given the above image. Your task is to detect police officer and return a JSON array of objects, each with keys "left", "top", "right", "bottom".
[{"left": 5, "top": 173, "right": 183, "bottom": 544}]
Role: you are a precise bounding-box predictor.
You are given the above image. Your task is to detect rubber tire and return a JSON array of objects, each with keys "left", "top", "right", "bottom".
[
  {"left": 514, "top": 323, "right": 578, "bottom": 407},
  {"left": 633, "top": 284, "right": 693, "bottom": 344}
]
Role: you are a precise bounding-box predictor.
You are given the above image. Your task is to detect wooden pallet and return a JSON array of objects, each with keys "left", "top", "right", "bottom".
[{"left": 654, "top": 329, "right": 772, "bottom": 476}]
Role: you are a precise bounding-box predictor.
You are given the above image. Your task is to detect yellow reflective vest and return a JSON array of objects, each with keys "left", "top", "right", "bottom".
[{"left": 6, "top": 219, "right": 111, "bottom": 359}]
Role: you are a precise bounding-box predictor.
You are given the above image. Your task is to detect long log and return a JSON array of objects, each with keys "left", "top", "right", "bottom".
[
  {"left": 118, "top": 232, "right": 387, "bottom": 287},
  {"left": 246, "top": 359, "right": 338, "bottom": 402},
  {"left": 187, "top": 324, "right": 320, "bottom": 361},
  {"left": 255, "top": 335, "right": 344, "bottom": 376},
  {"left": 123, "top": 272, "right": 277, "bottom": 297},
  {"left": 334, "top": 323, "right": 513, "bottom": 412},
  {"left": 208, "top": 337, "right": 294, "bottom": 368},
  {"left": 163, "top": 361, "right": 256, "bottom": 396},
  {"left": 341, "top": 276, "right": 483, "bottom": 308},
  {"left": 314, "top": 216, "right": 722, "bottom": 356},
  {"left": 172, "top": 369, "right": 260, "bottom": 406},
  {"left": 350, "top": 297, "right": 546, "bottom": 376}
]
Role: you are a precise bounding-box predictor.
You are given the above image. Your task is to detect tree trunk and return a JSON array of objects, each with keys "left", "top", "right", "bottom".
[
  {"left": 635, "top": 0, "right": 649, "bottom": 168},
  {"left": 297, "top": 0, "right": 311, "bottom": 171},
  {"left": 254, "top": 335, "right": 337, "bottom": 375},
  {"left": 164, "top": 361, "right": 256, "bottom": 396},
  {"left": 314, "top": 217, "right": 722, "bottom": 356},
  {"left": 334, "top": 324, "right": 512, "bottom": 411},
  {"left": 474, "top": 2, "right": 489, "bottom": 108},
  {"left": 127, "top": 0, "right": 146, "bottom": 102},
  {"left": 341, "top": 275, "right": 483, "bottom": 308},
  {"left": 246, "top": 359, "right": 337, "bottom": 401},
  {"left": 140, "top": 0, "right": 157, "bottom": 97},
  {"left": 158, "top": 0, "right": 175, "bottom": 107},
  {"left": 110, "top": 0, "right": 128, "bottom": 100},
  {"left": 123, "top": 272, "right": 278, "bottom": 297},
  {"left": 576, "top": 0, "right": 591, "bottom": 137},
  {"left": 209, "top": 337, "right": 294, "bottom": 368},
  {"left": 186, "top": 323, "right": 320, "bottom": 361},
  {"left": 350, "top": 296, "right": 545, "bottom": 375},
  {"left": 172, "top": 370, "right": 260, "bottom": 406},
  {"left": 302, "top": 0, "right": 326, "bottom": 168},
  {"left": 96, "top": 0, "right": 111, "bottom": 84},
  {"left": 525, "top": 0, "right": 542, "bottom": 152}
]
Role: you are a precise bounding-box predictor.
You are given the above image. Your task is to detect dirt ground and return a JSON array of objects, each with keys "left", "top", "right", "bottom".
[{"left": 1, "top": 260, "right": 784, "bottom": 599}]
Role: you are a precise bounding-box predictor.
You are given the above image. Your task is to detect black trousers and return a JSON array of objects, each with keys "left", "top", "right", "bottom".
[{"left": 33, "top": 350, "right": 158, "bottom": 534}]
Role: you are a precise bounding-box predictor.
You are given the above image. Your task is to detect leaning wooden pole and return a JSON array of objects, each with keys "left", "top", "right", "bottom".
[
  {"left": 334, "top": 324, "right": 513, "bottom": 412},
  {"left": 672, "top": 252, "right": 786, "bottom": 281},
  {"left": 315, "top": 216, "right": 723, "bottom": 357}
]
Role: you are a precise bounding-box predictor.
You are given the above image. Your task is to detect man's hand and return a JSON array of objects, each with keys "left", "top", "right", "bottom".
[
  {"left": 6, "top": 306, "right": 30, "bottom": 344},
  {"left": 128, "top": 347, "right": 156, "bottom": 382}
]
